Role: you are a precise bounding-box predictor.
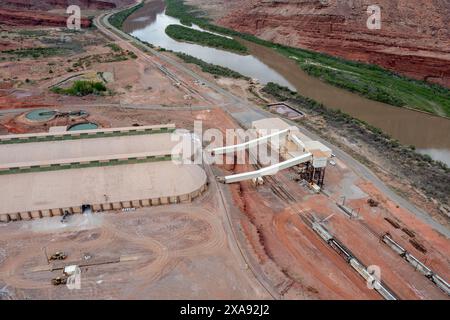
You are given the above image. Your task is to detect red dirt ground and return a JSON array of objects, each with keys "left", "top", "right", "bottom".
[{"left": 222, "top": 151, "right": 449, "bottom": 299}]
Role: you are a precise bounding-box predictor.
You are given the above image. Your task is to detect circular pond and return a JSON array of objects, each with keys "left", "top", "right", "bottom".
[
  {"left": 68, "top": 122, "right": 99, "bottom": 131},
  {"left": 25, "top": 109, "right": 57, "bottom": 121}
]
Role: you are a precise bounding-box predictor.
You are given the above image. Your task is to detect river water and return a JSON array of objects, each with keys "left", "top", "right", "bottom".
[{"left": 123, "top": 1, "right": 450, "bottom": 166}]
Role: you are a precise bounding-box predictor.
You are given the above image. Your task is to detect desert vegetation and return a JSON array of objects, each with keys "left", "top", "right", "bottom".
[
  {"left": 1, "top": 47, "right": 69, "bottom": 59},
  {"left": 174, "top": 52, "right": 248, "bottom": 79},
  {"left": 51, "top": 80, "right": 107, "bottom": 96},
  {"left": 165, "top": 24, "right": 247, "bottom": 54},
  {"left": 109, "top": 2, "right": 144, "bottom": 29}
]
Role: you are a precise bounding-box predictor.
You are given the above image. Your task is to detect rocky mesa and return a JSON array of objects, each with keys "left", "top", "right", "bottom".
[
  {"left": 197, "top": 0, "right": 450, "bottom": 87},
  {"left": 0, "top": 8, "right": 91, "bottom": 27},
  {"left": 0, "top": 0, "right": 121, "bottom": 10},
  {"left": 0, "top": 0, "right": 133, "bottom": 27}
]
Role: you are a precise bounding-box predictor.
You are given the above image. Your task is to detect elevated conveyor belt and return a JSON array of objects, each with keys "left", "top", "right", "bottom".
[
  {"left": 210, "top": 129, "right": 290, "bottom": 155},
  {"left": 289, "top": 134, "right": 306, "bottom": 152},
  {"left": 219, "top": 152, "right": 312, "bottom": 184}
]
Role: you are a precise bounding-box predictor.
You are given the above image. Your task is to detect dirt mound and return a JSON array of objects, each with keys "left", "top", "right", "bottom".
[{"left": 203, "top": 0, "right": 450, "bottom": 86}]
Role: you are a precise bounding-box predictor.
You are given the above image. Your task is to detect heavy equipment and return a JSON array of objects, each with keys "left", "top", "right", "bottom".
[
  {"left": 51, "top": 277, "right": 68, "bottom": 286},
  {"left": 49, "top": 252, "right": 67, "bottom": 261}
]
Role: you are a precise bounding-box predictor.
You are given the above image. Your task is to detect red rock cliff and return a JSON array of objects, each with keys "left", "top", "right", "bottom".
[
  {"left": 0, "top": 0, "right": 133, "bottom": 27},
  {"left": 0, "top": 8, "right": 91, "bottom": 27},
  {"left": 213, "top": 0, "right": 450, "bottom": 87},
  {"left": 0, "top": 0, "right": 123, "bottom": 10}
]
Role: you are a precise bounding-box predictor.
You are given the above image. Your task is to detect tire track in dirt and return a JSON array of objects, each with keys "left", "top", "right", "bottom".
[
  {"left": 101, "top": 220, "right": 169, "bottom": 283},
  {"left": 171, "top": 209, "right": 226, "bottom": 258},
  {"left": 0, "top": 246, "right": 52, "bottom": 290}
]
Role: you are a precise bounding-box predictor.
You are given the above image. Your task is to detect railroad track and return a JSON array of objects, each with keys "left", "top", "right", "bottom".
[{"left": 246, "top": 148, "right": 400, "bottom": 299}]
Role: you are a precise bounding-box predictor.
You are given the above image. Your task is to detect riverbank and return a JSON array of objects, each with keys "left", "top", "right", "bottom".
[
  {"left": 117, "top": 1, "right": 450, "bottom": 219},
  {"left": 165, "top": 0, "right": 450, "bottom": 118},
  {"left": 110, "top": 1, "right": 144, "bottom": 30},
  {"left": 171, "top": 52, "right": 249, "bottom": 80},
  {"left": 138, "top": 0, "right": 450, "bottom": 166},
  {"left": 120, "top": 1, "right": 450, "bottom": 159},
  {"left": 115, "top": 2, "right": 251, "bottom": 80},
  {"left": 261, "top": 83, "right": 450, "bottom": 221},
  {"left": 165, "top": 24, "right": 248, "bottom": 54}
]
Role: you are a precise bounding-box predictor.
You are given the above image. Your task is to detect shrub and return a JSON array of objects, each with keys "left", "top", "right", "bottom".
[
  {"left": 51, "top": 80, "right": 107, "bottom": 96},
  {"left": 109, "top": 2, "right": 144, "bottom": 29},
  {"left": 174, "top": 52, "right": 248, "bottom": 79},
  {"left": 165, "top": 24, "right": 247, "bottom": 54}
]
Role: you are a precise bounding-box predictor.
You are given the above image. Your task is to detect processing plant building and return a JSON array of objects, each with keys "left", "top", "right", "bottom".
[{"left": 0, "top": 124, "right": 207, "bottom": 222}]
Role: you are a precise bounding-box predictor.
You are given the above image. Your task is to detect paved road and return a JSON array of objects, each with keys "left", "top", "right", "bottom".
[
  {"left": 0, "top": 104, "right": 211, "bottom": 116},
  {"left": 94, "top": 4, "right": 449, "bottom": 239}
]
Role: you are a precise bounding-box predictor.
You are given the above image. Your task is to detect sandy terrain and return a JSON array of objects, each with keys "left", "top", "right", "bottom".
[
  {"left": 0, "top": 24, "right": 207, "bottom": 113},
  {"left": 0, "top": 189, "right": 269, "bottom": 299}
]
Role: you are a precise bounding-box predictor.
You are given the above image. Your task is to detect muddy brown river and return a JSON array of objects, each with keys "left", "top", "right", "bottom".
[{"left": 124, "top": 1, "right": 450, "bottom": 165}]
